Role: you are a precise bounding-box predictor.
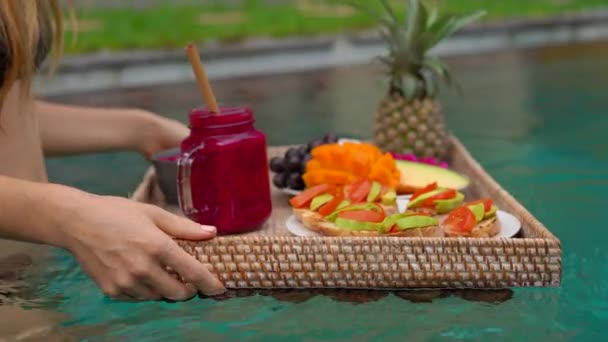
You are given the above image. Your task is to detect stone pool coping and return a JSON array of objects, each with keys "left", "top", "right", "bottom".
[
  {"left": 35, "top": 9, "right": 608, "bottom": 96},
  {"left": 45, "top": 10, "right": 608, "bottom": 73}
]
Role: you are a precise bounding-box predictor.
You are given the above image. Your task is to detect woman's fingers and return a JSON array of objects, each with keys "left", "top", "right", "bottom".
[
  {"left": 150, "top": 206, "right": 217, "bottom": 241},
  {"left": 150, "top": 208, "right": 226, "bottom": 296},
  {"left": 159, "top": 243, "right": 226, "bottom": 297},
  {"left": 139, "top": 263, "right": 197, "bottom": 301},
  {"left": 117, "top": 283, "right": 161, "bottom": 302}
]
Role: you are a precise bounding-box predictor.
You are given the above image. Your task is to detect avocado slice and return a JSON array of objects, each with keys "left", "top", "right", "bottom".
[
  {"left": 335, "top": 218, "right": 383, "bottom": 231},
  {"left": 382, "top": 212, "right": 415, "bottom": 232},
  {"left": 434, "top": 192, "right": 465, "bottom": 214},
  {"left": 407, "top": 189, "right": 442, "bottom": 208},
  {"left": 367, "top": 181, "right": 382, "bottom": 202},
  {"left": 336, "top": 200, "right": 351, "bottom": 211},
  {"left": 310, "top": 193, "right": 333, "bottom": 211},
  {"left": 467, "top": 203, "right": 485, "bottom": 222},
  {"left": 395, "top": 216, "right": 438, "bottom": 230},
  {"left": 381, "top": 189, "right": 397, "bottom": 206},
  {"left": 483, "top": 205, "right": 498, "bottom": 220},
  {"left": 325, "top": 203, "right": 383, "bottom": 222}
]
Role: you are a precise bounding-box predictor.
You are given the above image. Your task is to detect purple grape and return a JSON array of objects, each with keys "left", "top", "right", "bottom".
[
  {"left": 273, "top": 173, "right": 288, "bottom": 188},
  {"left": 269, "top": 157, "right": 286, "bottom": 173},
  {"left": 286, "top": 156, "right": 302, "bottom": 172},
  {"left": 287, "top": 173, "right": 305, "bottom": 190}
]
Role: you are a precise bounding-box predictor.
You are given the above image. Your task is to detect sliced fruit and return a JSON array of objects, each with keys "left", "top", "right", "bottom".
[
  {"left": 318, "top": 194, "right": 345, "bottom": 216},
  {"left": 310, "top": 193, "right": 334, "bottom": 211},
  {"left": 302, "top": 169, "right": 355, "bottom": 186},
  {"left": 410, "top": 182, "right": 438, "bottom": 201},
  {"left": 421, "top": 189, "right": 457, "bottom": 207},
  {"left": 466, "top": 199, "right": 494, "bottom": 212},
  {"left": 443, "top": 206, "right": 476, "bottom": 234},
  {"left": 366, "top": 181, "right": 382, "bottom": 202},
  {"left": 289, "top": 184, "right": 332, "bottom": 209},
  {"left": 387, "top": 225, "right": 400, "bottom": 234},
  {"left": 484, "top": 205, "right": 498, "bottom": 220},
  {"left": 303, "top": 142, "right": 400, "bottom": 188},
  {"left": 348, "top": 179, "right": 372, "bottom": 203},
  {"left": 407, "top": 189, "right": 442, "bottom": 208},
  {"left": 381, "top": 189, "right": 397, "bottom": 206},
  {"left": 434, "top": 192, "right": 465, "bottom": 213},
  {"left": 325, "top": 203, "right": 384, "bottom": 222},
  {"left": 335, "top": 218, "right": 383, "bottom": 231},
  {"left": 467, "top": 203, "right": 485, "bottom": 222},
  {"left": 382, "top": 212, "right": 415, "bottom": 231},
  {"left": 338, "top": 210, "right": 386, "bottom": 223},
  {"left": 336, "top": 199, "right": 352, "bottom": 211},
  {"left": 395, "top": 216, "right": 438, "bottom": 230},
  {"left": 395, "top": 160, "right": 469, "bottom": 194}
]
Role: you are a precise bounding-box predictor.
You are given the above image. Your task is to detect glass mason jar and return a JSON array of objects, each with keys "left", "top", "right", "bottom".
[{"left": 177, "top": 106, "right": 272, "bottom": 234}]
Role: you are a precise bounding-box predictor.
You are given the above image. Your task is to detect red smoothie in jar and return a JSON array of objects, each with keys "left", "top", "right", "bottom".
[{"left": 177, "top": 106, "right": 272, "bottom": 234}]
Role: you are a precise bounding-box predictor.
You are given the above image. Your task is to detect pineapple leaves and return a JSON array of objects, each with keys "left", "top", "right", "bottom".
[
  {"left": 404, "top": 0, "right": 428, "bottom": 49},
  {"left": 420, "top": 70, "right": 438, "bottom": 98},
  {"left": 424, "top": 0, "right": 439, "bottom": 28},
  {"left": 338, "top": 0, "right": 394, "bottom": 28},
  {"left": 423, "top": 57, "right": 450, "bottom": 84},
  {"left": 379, "top": 0, "right": 399, "bottom": 28},
  {"left": 423, "top": 57, "right": 462, "bottom": 95},
  {"left": 341, "top": 0, "right": 484, "bottom": 98},
  {"left": 426, "top": 10, "right": 487, "bottom": 51}
]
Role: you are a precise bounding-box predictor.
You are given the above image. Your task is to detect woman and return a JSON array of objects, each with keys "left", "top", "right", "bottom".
[{"left": 0, "top": 1, "right": 225, "bottom": 301}]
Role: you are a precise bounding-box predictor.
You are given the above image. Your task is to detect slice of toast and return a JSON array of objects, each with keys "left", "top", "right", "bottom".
[
  {"left": 293, "top": 208, "right": 443, "bottom": 237},
  {"left": 443, "top": 216, "right": 499, "bottom": 238}
]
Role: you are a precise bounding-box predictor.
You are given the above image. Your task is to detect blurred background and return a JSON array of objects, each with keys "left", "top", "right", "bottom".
[{"left": 59, "top": 0, "right": 608, "bottom": 54}]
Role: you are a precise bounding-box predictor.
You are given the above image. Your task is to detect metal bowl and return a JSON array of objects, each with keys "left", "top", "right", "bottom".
[{"left": 151, "top": 147, "right": 180, "bottom": 205}]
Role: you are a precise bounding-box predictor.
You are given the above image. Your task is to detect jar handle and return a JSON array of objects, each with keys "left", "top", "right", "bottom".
[{"left": 177, "top": 145, "right": 204, "bottom": 217}]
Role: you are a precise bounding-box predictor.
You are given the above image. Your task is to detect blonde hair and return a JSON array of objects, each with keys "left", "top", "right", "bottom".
[{"left": 0, "top": 0, "right": 65, "bottom": 107}]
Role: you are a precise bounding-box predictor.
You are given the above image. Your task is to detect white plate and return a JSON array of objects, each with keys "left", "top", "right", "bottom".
[
  {"left": 494, "top": 210, "right": 523, "bottom": 238},
  {"left": 286, "top": 215, "right": 322, "bottom": 237},
  {"left": 281, "top": 188, "right": 302, "bottom": 196},
  {"left": 285, "top": 210, "right": 522, "bottom": 238}
]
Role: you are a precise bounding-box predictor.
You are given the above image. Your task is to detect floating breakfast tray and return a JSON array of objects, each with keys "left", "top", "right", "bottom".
[{"left": 131, "top": 136, "right": 561, "bottom": 290}]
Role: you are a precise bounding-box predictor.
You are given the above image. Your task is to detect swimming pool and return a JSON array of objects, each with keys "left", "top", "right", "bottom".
[{"left": 38, "top": 40, "right": 608, "bottom": 340}]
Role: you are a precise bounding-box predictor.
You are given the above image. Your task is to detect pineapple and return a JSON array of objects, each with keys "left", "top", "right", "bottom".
[{"left": 346, "top": 0, "right": 485, "bottom": 160}]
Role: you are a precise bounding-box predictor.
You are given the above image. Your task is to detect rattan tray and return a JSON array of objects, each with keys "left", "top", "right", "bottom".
[{"left": 131, "top": 136, "right": 562, "bottom": 290}]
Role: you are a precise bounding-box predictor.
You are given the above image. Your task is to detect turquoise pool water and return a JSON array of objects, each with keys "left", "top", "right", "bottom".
[{"left": 39, "top": 41, "right": 608, "bottom": 340}]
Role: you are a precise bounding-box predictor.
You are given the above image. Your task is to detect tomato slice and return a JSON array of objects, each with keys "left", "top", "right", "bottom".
[
  {"left": 343, "top": 184, "right": 353, "bottom": 197},
  {"left": 338, "top": 210, "right": 386, "bottom": 223},
  {"left": 443, "top": 206, "right": 476, "bottom": 233},
  {"left": 466, "top": 199, "right": 493, "bottom": 212},
  {"left": 348, "top": 179, "right": 372, "bottom": 203},
  {"left": 387, "top": 225, "right": 399, "bottom": 234},
  {"left": 421, "top": 189, "right": 456, "bottom": 207},
  {"left": 411, "top": 182, "right": 438, "bottom": 201},
  {"left": 380, "top": 184, "right": 388, "bottom": 196},
  {"left": 289, "top": 184, "right": 332, "bottom": 208},
  {"left": 318, "top": 194, "right": 345, "bottom": 216}
]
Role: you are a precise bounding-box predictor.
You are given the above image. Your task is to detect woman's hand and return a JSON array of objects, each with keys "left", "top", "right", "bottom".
[
  {"left": 61, "top": 193, "right": 226, "bottom": 301},
  {"left": 136, "top": 111, "right": 190, "bottom": 159}
]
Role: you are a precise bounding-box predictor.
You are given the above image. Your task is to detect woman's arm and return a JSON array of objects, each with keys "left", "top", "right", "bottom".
[
  {"left": 0, "top": 174, "right": 225, "bottom": 300},
  {"left": 36, "top": 99, "right": 188, "bottom": 158}
]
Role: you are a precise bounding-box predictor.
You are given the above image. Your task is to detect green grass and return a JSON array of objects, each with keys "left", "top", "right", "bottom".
[{"left": 63, "top": 0, "right": 608, "bottom": 54}]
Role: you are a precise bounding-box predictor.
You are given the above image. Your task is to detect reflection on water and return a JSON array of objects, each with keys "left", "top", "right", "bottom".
[{"left": 28, "top": 40, "right": 608, "bottom": 340}]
